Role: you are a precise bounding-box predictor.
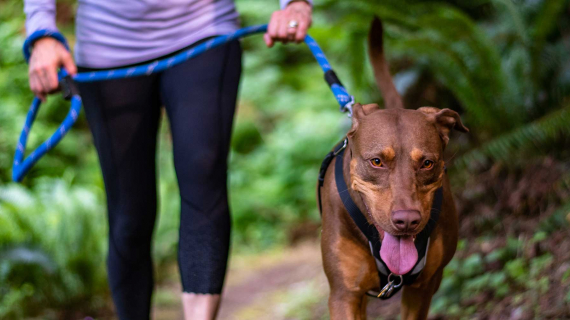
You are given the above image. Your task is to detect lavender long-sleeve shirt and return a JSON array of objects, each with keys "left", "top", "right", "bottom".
[{"left": 24, "top": 0, "right": 305, "bottom": 68}]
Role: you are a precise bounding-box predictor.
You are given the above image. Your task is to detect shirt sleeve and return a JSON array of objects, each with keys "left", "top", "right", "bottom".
[
  {"left": 280, "top": 0, "right": 313, "bottom": 10},
  {"left": 24, "top": 0, "right": 58, "bottom": 36}
]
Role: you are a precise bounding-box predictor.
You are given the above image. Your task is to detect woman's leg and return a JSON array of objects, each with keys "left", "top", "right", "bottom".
[
  {"left": 159, "top": 39, "right": 242, "bottom": 319},
  {"left": 77, "top": 72, "right": 162, "bottom": 320}
]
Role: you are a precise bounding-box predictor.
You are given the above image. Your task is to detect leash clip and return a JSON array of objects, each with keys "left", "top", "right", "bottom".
[
  {"left": 340, "top": 96, "right": 355, "bottom": 117},
  {"left": 333, "top": 138, "right": 347, "bottom": 156},
  {"left": 377, "top": 273, "right": 403, "bottom": 299}
]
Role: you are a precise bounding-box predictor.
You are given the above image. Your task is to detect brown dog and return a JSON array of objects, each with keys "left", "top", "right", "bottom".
[{"left": 318, "top": 17, "right": 468, "bottom": 319}]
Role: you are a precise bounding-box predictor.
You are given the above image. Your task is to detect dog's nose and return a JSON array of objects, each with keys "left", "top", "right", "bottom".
[{"left": 391, "top": 210, "right": 421, "bottom": 232}]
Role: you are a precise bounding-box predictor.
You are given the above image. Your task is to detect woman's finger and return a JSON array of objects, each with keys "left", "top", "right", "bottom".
[
  {"left": 30, "top": 76, "right": 46, "bottom": 101},
  {"left": 264, "top": 33, "right": 274, "bottom": 47},
  {"left": 36, "top": 68, "right": 51, "bottom": 95},
  {"left": 46, "top": 66, "right": 59, "bottom": 92},
  {"left": 277, "top": 15, "right": 289, "bottom": 41},
  {"left": 295, "top": 18, "right": 310, "bottom": 43},
  {"left": 265, "top": 13, "right": 279, "bottom": 47},
  {"left": 287, "top": 17, "right": 297, "bottom": 34},
  {"left": 286, "top": 20, "right": 297, "bottom": 42},
  {"left": 38, "top": 66, "right": 58, "bottom": 93},
  {"left": 29, "top": 75, "right": 40, "bottom": 96},
  {"left": 268, "top": 12, "right": 280, "bottom": 38},
  {"left": 61, "top": 51, "right": 77, "bottom": 75}
]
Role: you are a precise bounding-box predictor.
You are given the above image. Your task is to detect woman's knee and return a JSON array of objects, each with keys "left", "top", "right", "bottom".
[{"left": 174, "top": 146, "right": 228, "bottom": 195}]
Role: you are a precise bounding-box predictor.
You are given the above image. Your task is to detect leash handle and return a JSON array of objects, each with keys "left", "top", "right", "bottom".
[{"left": 12, "top": 68, "right": 81, "bottom": 182}]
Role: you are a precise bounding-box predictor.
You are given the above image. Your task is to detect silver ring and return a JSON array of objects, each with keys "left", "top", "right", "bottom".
[
  {"left": 387, "top": 273, "right": 404, "bottom": 288},
  {"left": 288, "top": 20, "right": 299, "bottom": 28}
]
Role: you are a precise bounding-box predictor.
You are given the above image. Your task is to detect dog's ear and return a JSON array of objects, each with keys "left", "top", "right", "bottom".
[
  {"left": 347, "top": 103, "right": 381, "bottom": 138},
  {"left": 362, "top": 103, "right": 381, "bottom": 114},
  {"left": 347, "top": 103, "right": 364, "bottom": 138},
  {"left": 418, "top": 107, "right": 469, "bottom": 147}
]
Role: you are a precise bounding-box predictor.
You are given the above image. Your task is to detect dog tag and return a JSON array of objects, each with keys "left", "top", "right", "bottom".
[
  {"left": 377, "top": 273, "right": 403, "bottom": 299},
  {"left": 377, "top": 280, "right": 394, "bottom": 299}
]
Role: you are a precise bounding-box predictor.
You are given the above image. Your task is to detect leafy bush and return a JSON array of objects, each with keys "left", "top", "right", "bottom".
[{"left": 0, "top": 177, "right": 108, "bottom": 318}]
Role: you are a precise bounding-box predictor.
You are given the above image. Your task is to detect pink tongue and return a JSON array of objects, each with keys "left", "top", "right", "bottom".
[{"left": 380, "top": 233, "right": 418, "bottom": 275}]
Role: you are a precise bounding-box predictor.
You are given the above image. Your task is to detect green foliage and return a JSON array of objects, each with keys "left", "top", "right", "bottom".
[
  {"left": 432, "top": 237, "right": 556, "bottom": 317},
  {"left": 0, "top": 177, "right": 108, "bottom": 318},
  {"left": 1, "top": 0, "right": 570, "bottom": 317},
  {"left": 457, "top": 104, "right": 570, "bottom": 170}
]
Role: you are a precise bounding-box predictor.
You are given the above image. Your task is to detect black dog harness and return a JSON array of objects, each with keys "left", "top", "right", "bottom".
[{"left": 318, "top": 139, "right": 443, "bottom": 299}]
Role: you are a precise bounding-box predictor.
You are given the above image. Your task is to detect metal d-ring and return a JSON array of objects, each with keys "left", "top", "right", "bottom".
[
  {"left": 388, "top": 273, "right": 404, "bottom": 288},
  {"left": 333, "top": 138, "right": 348, "bottom": 156},
  {"left": 377, "top": 273, "right": 404, "bottom": 299},
  {"left": 341, "top": 96, "right": 355, "bottom": 117}
]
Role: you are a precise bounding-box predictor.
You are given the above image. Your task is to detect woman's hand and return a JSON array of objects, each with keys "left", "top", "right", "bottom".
[
  {"left": 265, "top": 1, "right": 312, "bottom": 47},
  {"left": 29, "top": 37, "right": 77, "bottom": 101}
]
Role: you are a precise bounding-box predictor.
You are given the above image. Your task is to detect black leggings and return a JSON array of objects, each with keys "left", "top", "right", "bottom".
[{"left": 77, "top": 40, "right": 242, "bottom": 319}]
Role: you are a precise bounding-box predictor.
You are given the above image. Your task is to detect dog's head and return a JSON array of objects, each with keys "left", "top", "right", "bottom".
[
  {"left": 347, "top": 17, "right": 468, "bottom": 275},
  {"left": 347, "top": 104, "right": 467, "bottom": 235},
  {"left": 347, "top": 105, "right": 467, "bottom": 274}
]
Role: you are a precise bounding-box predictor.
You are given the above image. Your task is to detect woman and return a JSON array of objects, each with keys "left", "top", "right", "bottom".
[{"left": 24, "top": 0, "right": 312, "bottom": 319}]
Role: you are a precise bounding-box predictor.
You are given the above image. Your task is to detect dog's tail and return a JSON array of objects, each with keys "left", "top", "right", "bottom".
[{"left": 368, "top": 16, "right": 404, "bottom": 109}]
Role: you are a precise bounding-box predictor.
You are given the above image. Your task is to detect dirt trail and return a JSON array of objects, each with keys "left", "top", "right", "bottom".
[{"left": 153, "top": 240, "right": 401, "bottom": 320}]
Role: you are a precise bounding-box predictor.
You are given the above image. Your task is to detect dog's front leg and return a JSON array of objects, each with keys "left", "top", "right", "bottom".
[
  {"left": 328, "top": 289, "right": 367, "bottom": 320},
  {"left": 400, "top": 269, "right": 443, "bottom": 320},
  {"left": 322, "top": 236, "right": 376, "bottom": 320},
  {"left": 324, "top": 247, "right": 372, "bottom": 320}
]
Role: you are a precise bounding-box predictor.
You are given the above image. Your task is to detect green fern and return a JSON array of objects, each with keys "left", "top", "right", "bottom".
[
  {"left": 0, "top": 178, "right": 109, "bottom": 316},
  {"left": 456, "top": 103, "right": 570, "bottom": 169}
]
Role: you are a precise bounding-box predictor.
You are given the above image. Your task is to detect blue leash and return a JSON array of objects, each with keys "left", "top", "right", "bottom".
[{"left": 13, "top": 24, "right": 355, "bottom": 182}]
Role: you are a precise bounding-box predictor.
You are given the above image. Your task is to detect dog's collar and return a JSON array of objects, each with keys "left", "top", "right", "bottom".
[{"left": 320, "top": 138, "right": 443, "bottom": 300}]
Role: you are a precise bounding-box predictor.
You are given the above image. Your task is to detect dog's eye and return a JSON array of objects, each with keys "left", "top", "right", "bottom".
[
  {"left": 421, "top": 160, "right": 434, "bottom": 170},
  {"left": 370, "top": 158, "right": 383, "bottom": 167}
]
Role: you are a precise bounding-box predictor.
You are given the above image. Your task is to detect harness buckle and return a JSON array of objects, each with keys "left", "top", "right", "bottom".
[
  {"left": 377, "top": 273, "right": 403, "bottom": 299},
  {"left": 340, "top": 96, "right": 355, "bottom": 117},
  {"left": 333, "top": 138, "right": 347, "bottom": 156}
]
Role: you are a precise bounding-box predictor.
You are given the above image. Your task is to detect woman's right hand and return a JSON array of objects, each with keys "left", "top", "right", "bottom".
[
  {"left": 29, "top": 37, "right": 77, "bottom": 101},
  {"left": 265, "top": 1, "right": 312, "bottom": 47}
]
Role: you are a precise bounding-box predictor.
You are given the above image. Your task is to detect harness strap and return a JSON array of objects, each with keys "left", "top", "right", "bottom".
[
  {"left": 317, "top": 139, "right": 347, "bottom": 213},
  {"left": 320, "top": 138, "right": 443, "bottom": 299},
  {"left": 334, "top": 142, "right": 380, "bottom": 243}
]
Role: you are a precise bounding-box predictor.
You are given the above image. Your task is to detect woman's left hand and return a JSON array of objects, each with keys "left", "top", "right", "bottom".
[{"left": 265, "top": 1, "right": 312, "bottom": 47}]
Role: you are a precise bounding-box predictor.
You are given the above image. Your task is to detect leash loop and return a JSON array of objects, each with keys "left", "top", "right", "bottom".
[
  {"left": 13, "top": 67, "right": 82, "bottom": 182},
  {"left": 14, "top": 24, "right": 355, "bottom": 181}
]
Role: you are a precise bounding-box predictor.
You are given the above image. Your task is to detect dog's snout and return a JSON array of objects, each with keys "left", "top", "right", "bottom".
[{"left": 391, "top": 210, "right": 421, "bottom": 232}]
